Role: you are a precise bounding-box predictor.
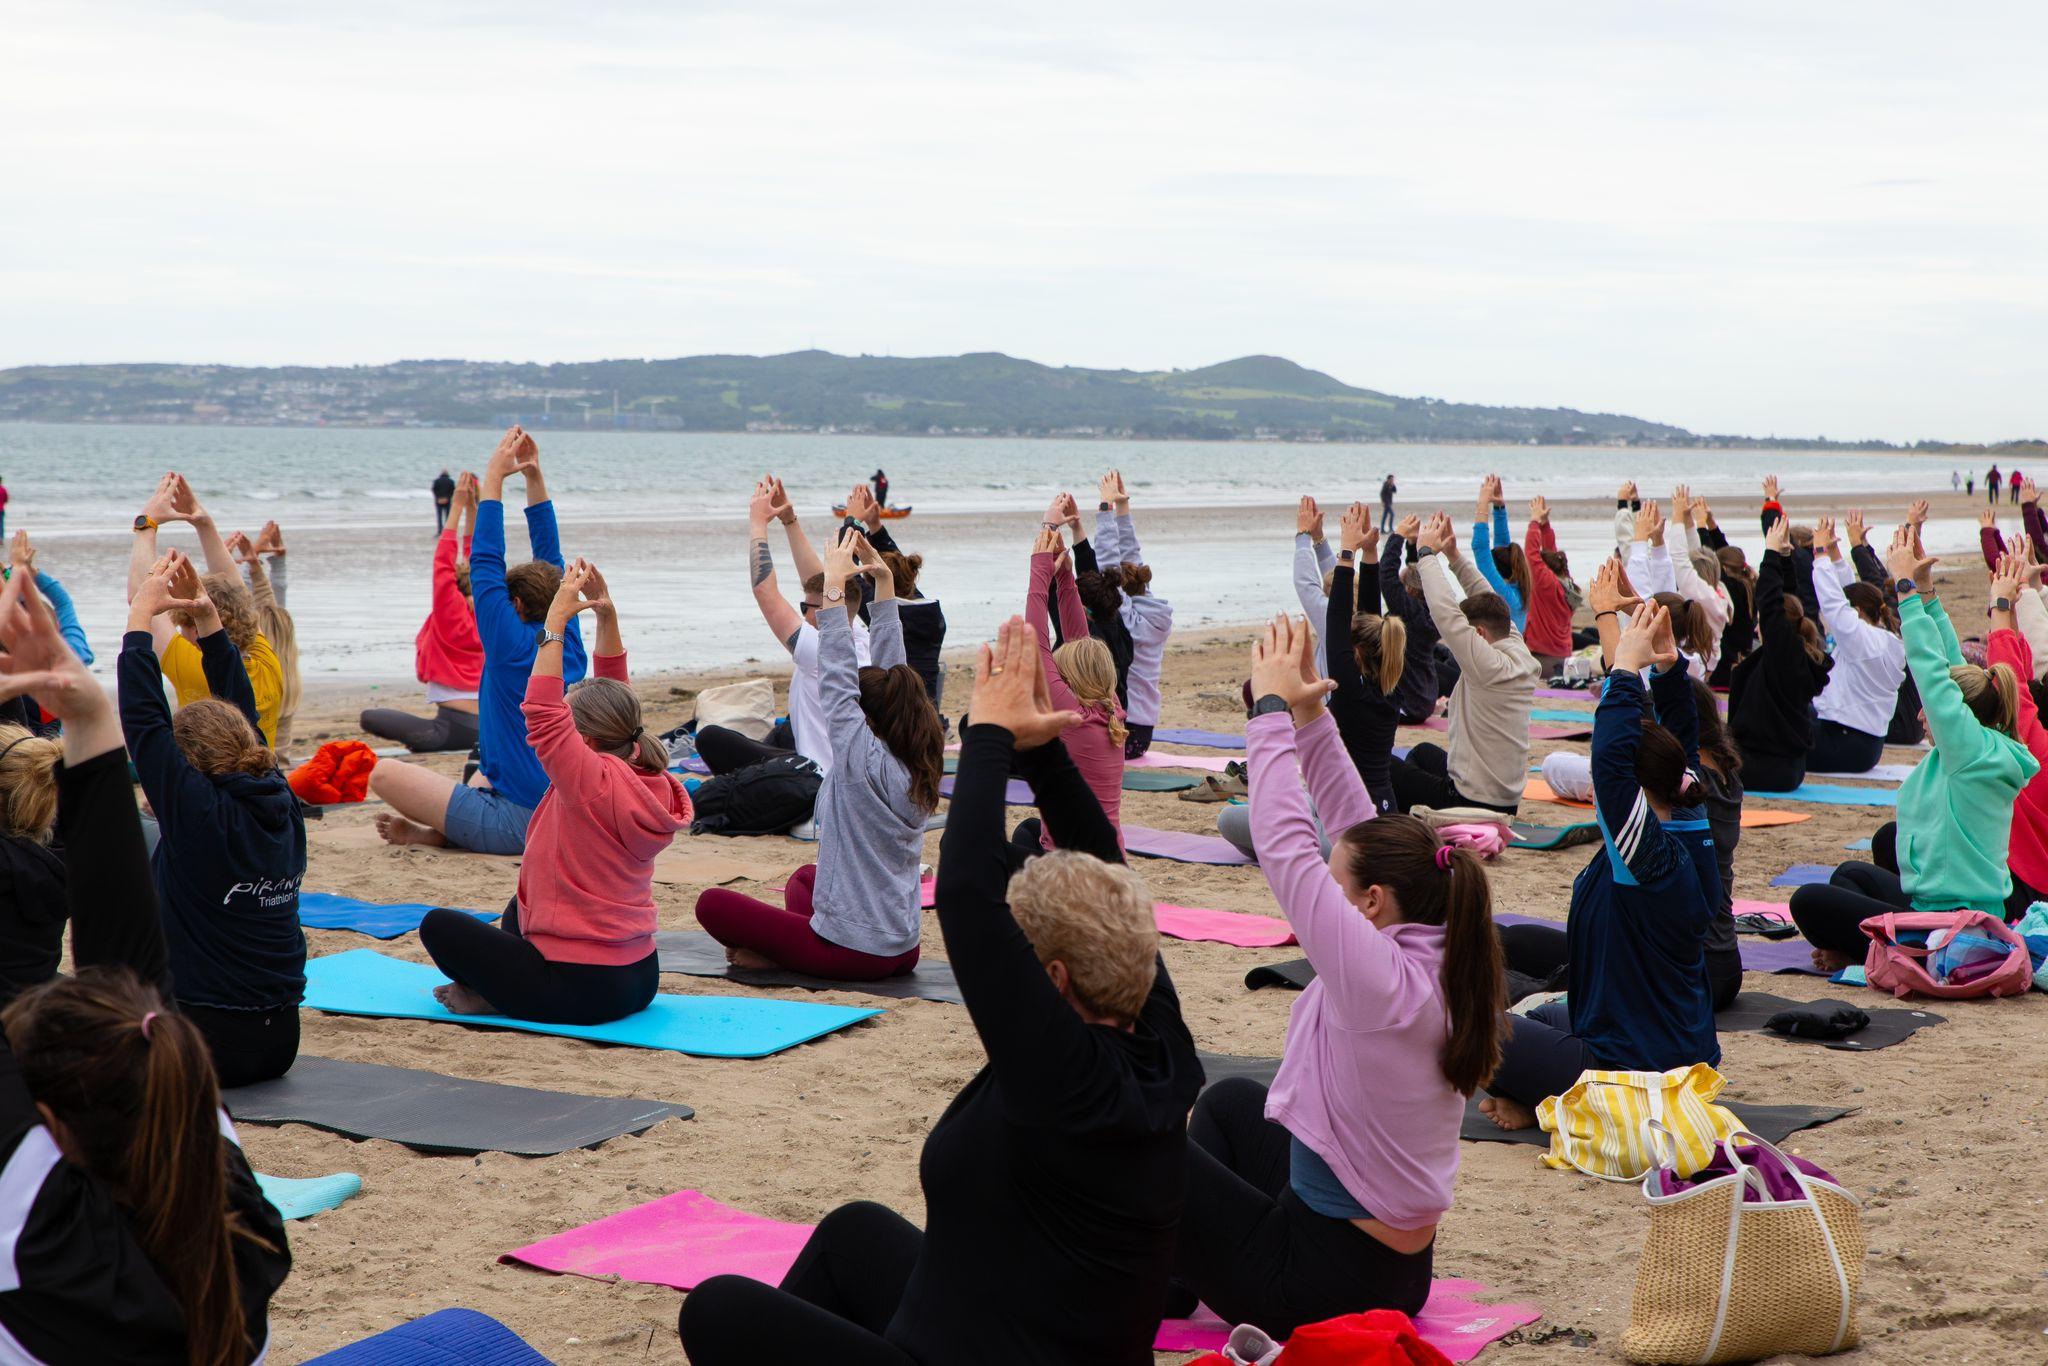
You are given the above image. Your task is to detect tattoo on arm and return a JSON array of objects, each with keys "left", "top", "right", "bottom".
[{"left": 751, "top": 539, "right": 773, "bottom": 588}]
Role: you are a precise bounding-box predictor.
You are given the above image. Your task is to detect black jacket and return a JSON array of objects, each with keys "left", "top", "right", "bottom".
[{"left": 1728, "top": 551, "right": 1833, "bottom": 760}]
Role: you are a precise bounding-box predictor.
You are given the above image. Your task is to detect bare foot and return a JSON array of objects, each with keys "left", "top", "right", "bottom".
[
  {"left": 375, "top": 812, "right": 446, "bottom": 847},
  {"left": 433, "top": 983, "right": 498, "bottom": 1015},
  {"left": 1811, "top": 947, "right": 1856, "bottom": 973},
  {"left": 1478, "top": 1096, "right": 1538, "bottom": 1131},
  {"left": 724, "top": 946, "right": 780, "bottom": 970}
]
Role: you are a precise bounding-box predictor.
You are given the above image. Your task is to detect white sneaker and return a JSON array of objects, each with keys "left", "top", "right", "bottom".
[{"left": 789, "top": 819, "right": 818, "bottom": 842}]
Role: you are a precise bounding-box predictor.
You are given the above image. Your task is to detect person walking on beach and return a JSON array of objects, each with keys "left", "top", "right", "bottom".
[
  {"left": 2013, "top": 468, "right": 2025, "bottom": 505},
  {"left": 1968, "top": 471, "right": 1976, "bottom": 497},
  {"left": 432, "top": 468, "right": 455, "bottom": 530},
  {"left": 872, "top": 467, "right": 890, "bottom": 509},
  {"left": 1952, "top": 470, "right": 1961, "bottom": 492},
  {"left": 0, "top": 475, "right": 10, "bottom": 539},
  {"left": 1989, "top": 465, "right": 2002, "bottom": 506},
  {"left": 1378, "top": 474, "right": 1397, "bottom": 533}
]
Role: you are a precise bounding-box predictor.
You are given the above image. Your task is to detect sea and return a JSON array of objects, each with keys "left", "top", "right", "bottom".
[{"left": 0, "top": 423, "right": 1973, "bottom": 683}]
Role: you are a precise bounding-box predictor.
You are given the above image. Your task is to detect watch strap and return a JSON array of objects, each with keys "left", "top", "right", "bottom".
[
  {"left": 1894, "top": 578, "right": 1918, "bottom": 598},
  {"left": 537, "top": 628, "right": 567, "bottom": 647},
  {"left": 1251, "top": 694, "right": 1291, "bottom": 718},
  {"left": 1996, "top": 597, "right": 2014, "bottom": 613}
]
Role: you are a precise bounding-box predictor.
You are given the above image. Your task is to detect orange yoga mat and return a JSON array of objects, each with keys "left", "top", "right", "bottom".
[{"left": 1522, "top": 777, "right": 1809, "bottom": 828}]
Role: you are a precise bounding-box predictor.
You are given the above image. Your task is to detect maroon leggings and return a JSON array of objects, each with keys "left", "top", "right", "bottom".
[{"left": 694, "top": 865, "right": 921, "bottom": 980}]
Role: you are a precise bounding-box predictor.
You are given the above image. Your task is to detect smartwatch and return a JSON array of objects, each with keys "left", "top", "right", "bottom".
[
  {"left": 1996, "top": 596, "right": 2014, "bottom": 613},
  {"left": 1894, "top": 578, "right": 1918, "bottom": 598},
  {"left": 1251, "top": 694, "right": 1291, "bottom": 718},
  {"left": 133, "top": 515, "right": 157, "bottom": 533},
  {"left": 537, "top": 628, "right": 567, "bottom": 647}
]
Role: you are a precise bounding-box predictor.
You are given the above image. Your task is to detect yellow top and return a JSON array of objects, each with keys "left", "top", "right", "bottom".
[{"left": 160, "top": 632, "right": 284, "bottom": 748}]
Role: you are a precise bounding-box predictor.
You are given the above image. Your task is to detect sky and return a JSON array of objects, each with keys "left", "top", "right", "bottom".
[{"left": 3, "top": 0, "right": 2043, "bottom": 443}]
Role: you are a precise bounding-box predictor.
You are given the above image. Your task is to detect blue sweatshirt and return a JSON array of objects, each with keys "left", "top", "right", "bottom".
[
  {"left": 1471, "top": 504, "right": 1527, "bottom": 634},
  {"left": 1566, "top": 665, "right": 1720, "bottom": 1073},
  {"left": 32, "top": 573, "right": 90, "bottom": 665},
  {"left": 471, "top": 498, "right": 588, "bottom": 811},
  {"left": 118, "top": 630, "right": 306, "bottom": 1011}
]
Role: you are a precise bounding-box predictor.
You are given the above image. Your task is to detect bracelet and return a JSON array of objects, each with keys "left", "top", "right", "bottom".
[{"left": 1595, "top": 610, "right": 1619, "bottom": 620}]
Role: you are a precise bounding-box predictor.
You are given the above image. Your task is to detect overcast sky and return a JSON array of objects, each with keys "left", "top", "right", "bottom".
[{"left": 4, "top": 1, "right": 2042, "bottom": 442}]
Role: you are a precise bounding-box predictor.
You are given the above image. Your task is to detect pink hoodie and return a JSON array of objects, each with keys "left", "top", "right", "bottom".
[{"left": 516, "top": 653, "right": 692, "bottom": 966}]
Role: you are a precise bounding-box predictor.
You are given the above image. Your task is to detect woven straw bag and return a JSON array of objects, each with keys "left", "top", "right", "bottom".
[
  {"left": 1624, "top": 1128, "right": 1865, "bottom": 1363},
  {"left": 1537, "top": 1064, "right": 1744, "bottom": 1181}
]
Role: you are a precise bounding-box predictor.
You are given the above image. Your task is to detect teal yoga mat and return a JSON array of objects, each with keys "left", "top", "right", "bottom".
[
  {"left": 1529, "top": 707, "right": 1598, "bottom": 726},
  {"left": 300, "top": 893, "right": 498, "bottom": 940},
  {"left": 302, "top": 949, "right": 881, "bottom": 1058},
  {"left": 1747, "top": 782, "right": 1897, "bottom": 807},
  {"left": 256, "top": 1171, "right": 362, "bottom": 1220}
]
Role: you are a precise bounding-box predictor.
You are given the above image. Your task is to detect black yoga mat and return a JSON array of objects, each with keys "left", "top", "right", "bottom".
[
  {"left": 1244, "top": 958, "right": 1316, "bottom": 991},
  {"left": 223, "top": 1056, "right": 693, "bottom": 1156},
  {"left": 655, "top": 930, "right": 965, "bottom": 1005},
  {"left": 1715, "top": 991, "right": 1944, "bottom": 1052}
]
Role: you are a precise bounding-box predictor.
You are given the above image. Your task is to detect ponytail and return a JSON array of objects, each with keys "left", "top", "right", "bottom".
[
  {"left": 1653, "top": 591, "right": 1712, "bottom": 662},
  {"left": 1331, "top": 816, "right": 1505, "bottom": 1097},
  {"left": 1952, "top": 662, "right": 2021, "bottom": 738},
  {"left": 1351, "top": 613, "right": 1408, "bottom": 696},
  {"left": 859, "top": 664, "right": 946, "bottom": 812},
  {"left": 1052, "top": 639, "right": 1128, "bottom": 747},
  {"left": 567, "top": 678, "right": 669, "bottom": 773},
  {"left": 5, "top": 970, "right": 271, "bottom": 1366},
  {"left": 1844, "top": 581, "right": 1899, "bottom": 635}
]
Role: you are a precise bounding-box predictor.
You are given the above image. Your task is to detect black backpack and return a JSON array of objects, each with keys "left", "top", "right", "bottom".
[{"left": 689, "top": 754, "right": 822, "bottom": 837}]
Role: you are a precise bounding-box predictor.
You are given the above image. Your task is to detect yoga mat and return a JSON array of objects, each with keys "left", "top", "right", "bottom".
[
  {"left": 224, "top": 1055, "right": 693, "bottom": 1155},
  {"left": 1506, "top": 820, "right": 1601, "bottom": 851},
  {"left": 1844, "top": 837, "right": 1873, "bottom": 851},
  {"left": 1127, "top": 750, "right": 1239, "bottom": 774},
  {"left": 1123, "top": 826, "right": 1257, "bottom": 865},
  {"left": 255, "top": 1171, "right": 362, "bottom": 1220},
  {"left": 1771, "top": 864, "right": 1836, "bottom": 887},
  {"left": 1522, "top": 778, "right": 1810, "bottom": 827},
  {"left": 1244, "top": 958, "right": 1317, "bottom": 991},
  {"left": 1530, "top": 708, "right": 1599, "bottom": 726},
  {"left": 1203, "top": 1052, "right": 1854, "bottom": 1145},
  {"left": 1744, "top": 782, "right": 1897, "bottom": 807},
  {"left": 655, "top": 930, "right": 966, "bottom": 1004},
  {"left": 1150, "top": 727, "right": 1246, "bottom": 749},
  {"left": 938, "top": 775, "right": 1033, "bottom": 805},
  {"left": 1122, "top": 769, "right": 1200, "bottom": 792},
  {"left": 1157, "top": 1279, "right": 1541, "bottom": 1361},
  {"left": 302, "top": 949, "right": 880, "bottom": 1058},
  {"left": 303, "top": 1308, "right": 555, "bottom": 1366},
  {"left": 1407, "top": 717, "right": 1590, "bottom": 741},
  {"left": 501, "top": 1188, "right": 811, "bottom": 1290},
  {"left": 1714, "top": 992, "right": 1944, "bottom": 1051},
  {"left": 1154, "top": 903, "right": 1296, "bottom": 947},
  {"left": 298, "top": 892, "right": 497, "bottom": 940},
  {"left": 1808, "top": 763, "right": 1918, "bottom": 784}
]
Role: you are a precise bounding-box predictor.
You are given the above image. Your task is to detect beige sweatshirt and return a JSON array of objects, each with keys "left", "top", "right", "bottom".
[{"left": 1419, "top": 550, "right": 1540, "bottom": 808}]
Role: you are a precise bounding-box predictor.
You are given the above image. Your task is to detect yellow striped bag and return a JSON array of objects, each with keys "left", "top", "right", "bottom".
[{"left": 1536, "top": 1064, "right": 1743, "bottom": 1181}]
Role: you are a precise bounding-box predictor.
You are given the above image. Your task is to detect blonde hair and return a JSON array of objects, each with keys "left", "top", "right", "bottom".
[
  {"left": 1688, "top": 550, "right": 1722, "bottom": 587},
  {"left": 1006, "top": 850, "right": 1157, "bottom": 1023},
  {"left": 172, "top": 699, "right": 276, "bottom": 777},
  {"left": 0, "top": 725, "right": 61, "bottom": 841},
  {"left": 567, "top": 677, "right": 670, "bottom": 773},
  {"left": 1351, "top": 613, "right": 1407, "bottom": 695},
  {"left": 1951, "top": 662, "right": 2020, "bottom": 737},
  {"left": 1051, "top": 638, "right": 1127, "bottom": 746},
  {"left": 172, "top": 574, "right": 258, "bottom": 652},
  {"left": 254, "top": 601, "right": 300, "bottom": 752}
]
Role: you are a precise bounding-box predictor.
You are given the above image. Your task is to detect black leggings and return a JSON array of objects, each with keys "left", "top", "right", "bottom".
[
  {"left": 680, "top": 1200, "right": 922, "bottom": 1365},
  {"left": 1739, "top": 747, "right": 1808, "bottom": 794},
  {"left": 183, "top": 1002, "right": 300, "bottom": 1089},
  {"left": 1388, "top": 742, "right": 1518, "bottom": 816},
  {"left": 1788, "top": 861, "right": 1904, "bottom": 958},
  {"left": 419, "top": 902, "right": 657, "bottom": 1024},
  {"left": 1172, "top": 1078, "right": 1433, "bottom": 1336},
  {"left": 1807, "top": 719, "right": 1885, "bottom": 775},
  {"left": 696, "top": 724, "right": 793, "bottom": 776},
  {"left": 1499, "top": 921, "right": 1741, "bottom": 1010},
  {"left": 1124, "top": 722, "right": 1155, "bottom": 760},
  {"left": 359, "top": 704, "right": 480, "bottom": 754}
]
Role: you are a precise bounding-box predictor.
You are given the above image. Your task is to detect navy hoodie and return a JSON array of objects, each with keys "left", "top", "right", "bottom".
[{"left": 119, "top": 630, "right": 306, "bottom": 1011}]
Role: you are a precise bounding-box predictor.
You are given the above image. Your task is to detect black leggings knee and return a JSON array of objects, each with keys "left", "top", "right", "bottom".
[
  {"left": 1788, "top": 860, "right": 1907, "bottom": 959},
  {"left": 359, "top": 704, "right": 480, "bottom": 754},
  {"left": 696, "top": 725, "right": 793, "bottom": 775},
  {"left": 419, "top": 904, "right": 657, "bottom": 1024}
]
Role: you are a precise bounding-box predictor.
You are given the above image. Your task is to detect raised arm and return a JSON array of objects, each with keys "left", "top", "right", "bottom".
[
  {"left": 524, "top": 561, "right": 618, "bottom": 795},
  {"left": 766, "top": 476, "right": 825, "bottom": 590},
  {"left": 848, "top": 533, "right": 905, "bottom": 668},
  {"left": 1591, "top": 616, "right": 1685, "bottom": 883},
  {"left": 119, "top": 566, "right": 217, "bottom": 832},
  {"left": 26, "top": 562, "right": 91, "bottom": 666},
  {"left": 169, "top": 475, "right": 238, "bottom": 576}
]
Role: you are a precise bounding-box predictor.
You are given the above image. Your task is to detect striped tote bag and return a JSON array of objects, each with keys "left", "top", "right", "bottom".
[{"left": 1536, "top": 1063, "right": 1743, "bottom": 1181}]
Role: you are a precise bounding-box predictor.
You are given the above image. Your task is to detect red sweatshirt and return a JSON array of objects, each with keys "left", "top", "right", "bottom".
[
  {"left": 1523, "top": 521, "right": 1574, "bottom": 660},
  {"left": 517, "top": 653, "right": 692, "bottom": 965},
  {"left": 1989, "top": 628, "right": 2048, "bottom": 897},
  {"left": 415, "top": 528, "right": 484, "bottom": 691}
]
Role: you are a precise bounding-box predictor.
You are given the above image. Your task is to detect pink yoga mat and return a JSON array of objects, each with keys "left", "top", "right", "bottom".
[
  {"left": 1153, "top": 904, "right": 1295, "bottom": 947},
  {"left": 505, "top": 1193, "right": 1539, "bottom": 1360},
  {"left": 1156, "top": 1278, "right": 1541, "bottom": 1359},
  {"left": 1128, "top": 751, "right": 1239, "bottom": 774}
]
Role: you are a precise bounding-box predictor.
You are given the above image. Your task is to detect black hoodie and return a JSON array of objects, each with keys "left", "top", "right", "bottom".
[
  {"left": 0, "top": 833, "right": 65, "bottom": 1009},
  {"left": 119, "top": 630, "right": 306, "bottom": 1012},
  {"left": 1727, "top": 551, "right": 1834, "bottom": 762}
]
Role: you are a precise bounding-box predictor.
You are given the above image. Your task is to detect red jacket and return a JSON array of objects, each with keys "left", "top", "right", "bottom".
[
  {"left": 1989, "top": 628, "right": 2048, "bottom": 897},
  {"left": 516, "top": 654, "right": 692, "bottom": 965},
  {"left": 1522, "top": 521, "right": 1574, "bottom": 659},
  {"left": 415, "top": 528, "right": 483, "bottom": 691}
]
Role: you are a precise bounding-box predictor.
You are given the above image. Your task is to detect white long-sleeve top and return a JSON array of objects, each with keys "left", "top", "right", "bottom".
[
  {"left": 1671, "top": 524, "right": 1731, "bottom": 673},
  {"left": 1098, "top": 509, "right": 1174, "bottom": 726},
  {"left": 1813, "top": 555, "right": 1907, "bottom": 738},
  {"left": 1293, "top": 532, "right": 1335, "bottom": 676},
  {"left": 1625, "top": 539, "right": 1707, "bottom": 679},
  {"left": 2018, "top": 587, "right": 2048, "bottom": 682}
]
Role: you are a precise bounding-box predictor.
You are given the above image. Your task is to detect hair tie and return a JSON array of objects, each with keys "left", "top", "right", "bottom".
[
  {"left": 1434, "top": 845, "right": 1455, "bottom": 872},
  {"left": 0, "top": 736, "right": 32, "bottom": 769},
  {"left": 630, "top": 726, "right": 645, "bottom": 741},
  {"left": 139, "top": 1011, "right": 158, "bottom": 1041}
]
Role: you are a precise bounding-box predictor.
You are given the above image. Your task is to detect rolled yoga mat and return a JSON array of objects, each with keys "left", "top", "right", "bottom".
[
  {"left": 224, "top": 1055, "right": 693, "bottom": 1155},
  {"left": 303, "top": 1308, "right": 556, "bottom": 1366},
  {"left": 302, "top": 949, "right": 881, "bottom": 1058},
  {"left": 299, "top": 892, "right": 498, "bottom": 940}
]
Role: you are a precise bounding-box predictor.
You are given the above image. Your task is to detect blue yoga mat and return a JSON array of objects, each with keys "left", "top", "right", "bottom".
[
  {"left": 1745, "top": 782, "right": 1897, "bottom": 807},
  {"left": 1529, "top": 708, "right": 1597, "bottom": 727},
  {"left": 302, "top": 949, "right": 881, "bottom": 1058},
  {"left": 304, "top": 1307, "right": 555, "bottom": 1365},
  {"left": 1770, "top": 864, "right": 1836, "bottom": 888},
  {"left": 300, "top": 893, "right": 498, "bottom": 940},
  {"left": 256, "top": 1171, "right": 362, "bottom": 1220},
  {"left": 1150, "top": 727, "right": 1246, "bottom": 750}
]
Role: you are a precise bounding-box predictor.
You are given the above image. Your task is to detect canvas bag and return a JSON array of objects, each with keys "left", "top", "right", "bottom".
[
  {"left": 1624, "top": 1126, "right": 1864, "bottom": 1364},
  {"left": 692, "top": 678, "right": 776, "bottom": 741},
  {"left": 1536, "top": 1063, "right": 1743, "bottom": 1182},
  {"left": 1859, "top": 909, "right": 2032, "bottom": 999}
]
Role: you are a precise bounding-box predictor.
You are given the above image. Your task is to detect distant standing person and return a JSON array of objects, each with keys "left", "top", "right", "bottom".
[
  {"left": 1968, "top": 472, "right": 1975, "bottom": 496},
  {"left": 432, "top": 468, "right": 456, "bottom": 530},
  {"left": 1952, "top": 470, "right": 1961, "bottom": 492},
  {"left": 872, "top": 468, "right": 890, "bottom": 509},
  {"left": 0, "top": 475, "right": 9, "bottom": 538},
  {"left": 1989, "top": 465, "right": 2002, "bottom": 506},
  {"left": 1378, "top": 473, "right": 1397, "bottom": 533},
  {"left": 2013, "top": 468, "right": 2025, "bottom": 505}
]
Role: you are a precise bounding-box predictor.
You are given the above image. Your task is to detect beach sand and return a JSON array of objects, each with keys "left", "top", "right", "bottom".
[{"left": 251, "top": 487, "right": 2048, "bottom": 1363}]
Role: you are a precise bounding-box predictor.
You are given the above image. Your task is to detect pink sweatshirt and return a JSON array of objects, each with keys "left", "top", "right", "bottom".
[
  {"left": 1988, "top": 628, "right": 2048, "bottom": 894},
  {"left": 517, "top": 653, "right": 692, "bottom": 966},
  {"left": 1026, "top": 551, "right": 1125, "bottom": 849},
  {"left": 1247, "top": 708, "right": 1460, "bottom": 1231}
]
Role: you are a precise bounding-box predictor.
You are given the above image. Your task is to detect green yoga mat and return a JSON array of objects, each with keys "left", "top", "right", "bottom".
[{"left": 1122, "top": 770, "right": 1198, "bottom": 792}]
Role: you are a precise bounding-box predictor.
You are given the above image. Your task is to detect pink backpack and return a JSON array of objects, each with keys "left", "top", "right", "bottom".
[{"left": 1859, "top": 910, "right": 2033, "bottom": 999}]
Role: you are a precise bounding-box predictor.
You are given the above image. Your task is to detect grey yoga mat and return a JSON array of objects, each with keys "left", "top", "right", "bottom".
[
  {"left": 223, "top": 1056, "right": 693, "bottom": 1156},
  {"left": 1714, "top": 992, "right": 1945, "bottom": 1052},
  {"left": 655, "top": 930, "right": 965, "bottom": 1005},
  {"left": 1195, "top": 1053, "right": 1850, "bottom": 1146}
]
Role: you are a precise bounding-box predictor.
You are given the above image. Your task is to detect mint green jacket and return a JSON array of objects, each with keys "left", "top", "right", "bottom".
[{"left": 1896, "top": 595, "right": 2039, "bottom": 912}]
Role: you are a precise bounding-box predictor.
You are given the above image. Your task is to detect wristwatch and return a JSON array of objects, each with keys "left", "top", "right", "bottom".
[
  {"left": 1251, "top": 694, "right": 1291, "bottom": 718},
  {"left": 824, "top": 586, "right": 845, "bottom": 603},
  {"left": 537, "top": 628, "right": 567, "bottom": 647},
  {"left": 1894, "top": 578, "right": 1917, "bottom": 598},
  {"left": 1996, "top": 597, "right": 2014, "bottom": 613},
  {"left": 133, "top": 514, "right": 157, "bottom": 532}
]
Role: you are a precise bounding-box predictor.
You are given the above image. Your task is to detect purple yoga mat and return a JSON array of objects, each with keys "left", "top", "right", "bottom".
[
  {"left": 937, "top": 776, "right": 1032, "bottom": 804},
  {"left": 1149, "top": 727, "right": 1247, "bottom": 749},
  {"left": 1123, "top": 826, "right": 1257, "bottom": 865},
  {"left": 1496, "top": 911, "right": 1821, "bottom": 976},
  {"left": 1403, "top": 717, "right": 1589, "bottom": 741}
]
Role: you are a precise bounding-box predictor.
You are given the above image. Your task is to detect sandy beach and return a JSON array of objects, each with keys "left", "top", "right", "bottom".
[{"left": 247, "top": 484, "right": 2048, "bottom": 1363}]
